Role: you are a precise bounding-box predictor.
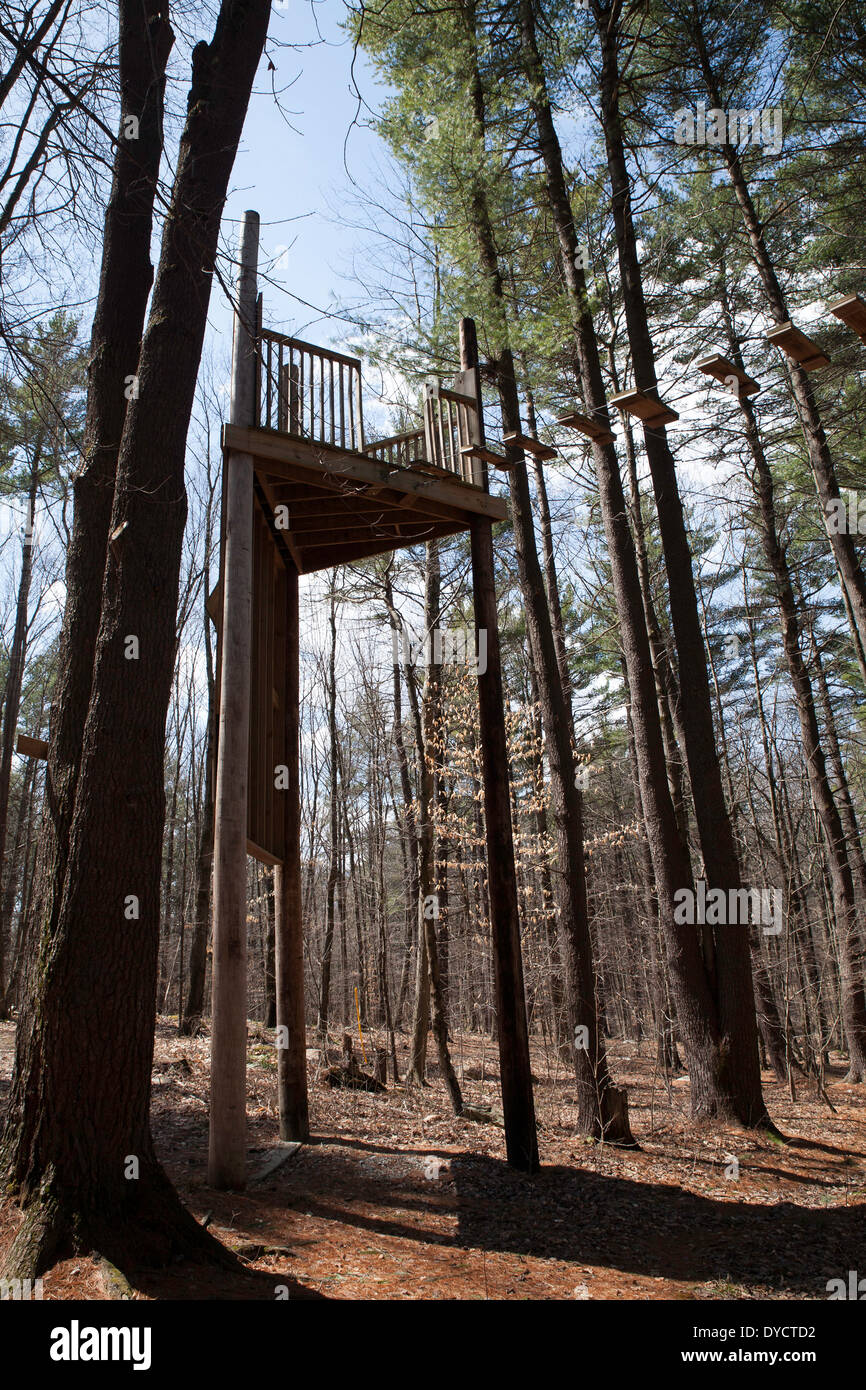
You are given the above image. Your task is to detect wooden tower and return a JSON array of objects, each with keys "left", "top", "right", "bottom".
[{"left": 208, "top": 211, "right": 538, "bottom": 1187}]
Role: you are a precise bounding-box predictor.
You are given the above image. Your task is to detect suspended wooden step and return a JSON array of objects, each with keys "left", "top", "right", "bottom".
[
  {"left": 17, "top": 733, "right": 48, "bottom": 759},
  {"left": 556, "top": 410, "right": 615, "bottom": 445},
  {"left": 696, "top": 354, "right": 760, "bottom": 396},
  {"left": 205, "top": 581, "right": 222, "bottom": 627},
  {"left": 829, "top": 294, "right": 866, "bottom": 344},
  {"left": 460, "top": 443, "right": 511, "bottom": 469},
  {"left": 609, "top": 388, "right": 679, "bottom": 426},
  {"left": 503, "top": 431, "right": 557, "bottom": 460},
  {"left": 765, "top": 321, "right": 830, "bottom": 370}
]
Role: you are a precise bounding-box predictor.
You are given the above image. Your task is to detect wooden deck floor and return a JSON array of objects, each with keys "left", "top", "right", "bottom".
[{"left": 222, "top": 423, "right": 508, "bottom": 574}]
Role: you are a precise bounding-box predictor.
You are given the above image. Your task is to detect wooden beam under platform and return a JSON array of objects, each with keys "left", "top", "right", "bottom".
[
  {"left": 503, "top": 431, "right": 558, "bottom": 460},
  {"left": 696, "top": 354, "right": 761, "bottom": 396},
  {"left": 765, "top": 320, "right": 830, "bottom": 370},
  {"left": 609, "top": 388, "right": 679, "bottom": 426},
  {"left": 224, "top": 424, "right": 506, "bottom": 519},
  {"left": 460, "top": 443, "right": 511, "bottom": 469},
  {"left": 829, "top": 293, "right": 866, "bottom": 343},
  {"left": 222, "top": 422, "right": 507, "bottom": 573},
  {"left": 556, "top": 410, "right": 616, "bottom": 445}
]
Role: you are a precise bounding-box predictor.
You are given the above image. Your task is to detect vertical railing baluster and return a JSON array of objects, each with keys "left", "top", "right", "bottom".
[
  {"left": 265, "top": 336, "right": 272, "bottom": 429},
  {"left": 277, "top": 342, "right": 285, "bottom": 431},
  {"left": 356, "top": 365, "right": 364, "bottom": 449},
  {"left": 289, "top": 362, "right": 300, "bottom": 434},
  {"left": 308, "top": 351, "right": 314, "bottom": 440}
]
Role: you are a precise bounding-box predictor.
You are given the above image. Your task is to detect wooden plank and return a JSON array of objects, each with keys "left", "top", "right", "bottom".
[
  {"left": 556, "top": 410, "right": 615, "bottom": 445},
  {"left": 829, "top": 293, "right": 866, "bottom": 343},
  {"left": 16, "top": 733, "right": 48, "bottom": 759},
  {"left": 460, "top": 315, "right": 538, "bottom": 1175},
  {"left": 261, "top": 476, "right": 471, "bottom": 528},
  {"left": 275, "top": 560, "right": 310, "bottom": 1140},
  {"left": 609, "top": 388, "right": 679, "bottom": 425},
  {"left": 503, "top": 431, "right": 558, "bottom": 460},
  {"left": 249, "top": 1141, "right": 302, "bottom": 1185},
  {"left": 295, "top": 522, "right": 439, "bottom": 549},
  {"left": 298, "top": 523, "right": 466, "bottom": 571},
  {"left": 224, "top": 424, "right": 509, "bottom": 521},
  {"left": 439, "top": 386, "right": 477, "bottom": 409},
  {"left": 247, "top": 837, "right": 281, "bottom": 867},
  {"left": 210, "top": 211, "right": 259, "bottom": 1191},
  {"left": 765, "top": 321, "right": 830, "bottom": 370},
  {"left": 696, "top": 354, "right": 760, "bottom": 396},
  {"left": 460, "top": 443, "right": 511, "bottom": 469}
]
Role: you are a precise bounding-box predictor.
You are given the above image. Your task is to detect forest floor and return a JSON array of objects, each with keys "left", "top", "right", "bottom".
[{"left": 1, "top": 1017, "right": 864, "bottom": 1300}]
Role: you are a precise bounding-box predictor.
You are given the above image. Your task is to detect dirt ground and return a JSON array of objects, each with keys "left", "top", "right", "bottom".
[{"left": 1, "top": 1018, "right": 864, "bottom": 1300}]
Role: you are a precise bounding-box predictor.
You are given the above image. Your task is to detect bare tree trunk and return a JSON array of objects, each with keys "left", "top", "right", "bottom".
[
  {"left": 317, "top": 578, "right": 340, "bottom": 1041},
  {"left": 181, "top": 600, "right": 216, "bottom": 1035},
  {"left": 593, "top": 2, "right": 765, "bottom": 1123},
  {"left": 690, "top": 20, "right": 866, "bottom": 686},
  {"left": 1, "top": 0, "right": 272, "bottom": 1280},
  {"left": 462, "top": 0, "right": 627, "bottom": 1141},
  {"left": 0, "top": 460, "right": 39, "bottom": 1011},
  {"left": 735, "top": 371, "right": 866, "bottom": 1080},
  {"left": 517, "top": 0, "right": 740, "bottom": 1124}
]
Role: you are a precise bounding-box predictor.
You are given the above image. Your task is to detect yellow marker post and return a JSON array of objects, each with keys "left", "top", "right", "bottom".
[{"left": 354, "top": 987, "right": 368, "bottom": 1065}]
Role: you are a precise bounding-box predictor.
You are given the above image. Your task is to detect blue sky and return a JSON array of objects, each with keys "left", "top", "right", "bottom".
[{"left": 215, "top": 0, "right": 387, "bottom": 353}]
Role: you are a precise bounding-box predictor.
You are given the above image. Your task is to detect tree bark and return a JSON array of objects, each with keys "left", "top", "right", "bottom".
[
  {"left": 593, "top": 3, "right": 766, "bottom": 1123},
  {"left": 1, "top": 0, "right": 272, "bottom": 1280},
  {"left": 516, "top": 0, "right": 747, "bottom": 1123}
]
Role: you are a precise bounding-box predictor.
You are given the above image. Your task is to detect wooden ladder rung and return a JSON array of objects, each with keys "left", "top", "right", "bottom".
[
  {"left": 765, "top": 321, "right": 830, "bottom": 370},
  {"left": 17, "top": 733, "right": 48, "bottom": 759},
  {"left": 556, "top": 411, "right": 616, "bottom": 445},
  {"left": 696, "top": 354, "right": 760, "bottom": 396},
  {"left": 460, "top": 444, "right": 511, "bottom": 468},
  {"left": 609, "top": 388, "right": 679, "bottom": 426},
  {"left": 503, "top": 431, "right": 558, "bottom": 460}
]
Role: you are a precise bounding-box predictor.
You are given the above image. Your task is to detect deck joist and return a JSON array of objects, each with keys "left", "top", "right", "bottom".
[{"left": 222, "top": 423, "right": 507, "bottom": 575}]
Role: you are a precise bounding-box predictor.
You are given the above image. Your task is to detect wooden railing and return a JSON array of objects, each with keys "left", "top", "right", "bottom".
[
  {"left": 258, "top": 328, "right": 364, "bottom": 451},
  {"left": 363, "top": 428, "right": 426, "bottom": 469},
  {"left": 423, "top": 383, "right": 481, "bottom": 485},
  {"left": 256, "top": 323, "right": 485, "bottom": 490}
]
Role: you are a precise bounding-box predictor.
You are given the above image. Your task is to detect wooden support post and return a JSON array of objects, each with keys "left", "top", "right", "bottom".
[
  {"left": 460, "top": 317, "right": 539, "bottom": 1174},
  {"left": 275, "top": 557, "right": 309, "bottom": 1140},
  {"left": 209, "top": 210, "right": 260, "bottom": 1189}
]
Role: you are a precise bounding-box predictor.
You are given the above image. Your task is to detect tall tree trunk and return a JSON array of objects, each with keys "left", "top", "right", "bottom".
[
  {"left": 690, "top": 21, "right": 866, "bottom": 686},
  {"left": 0, "top": 752, "right": 38, "bottom": 1019},
  {"left": 1, "top": 0, "right": 272, "bottom": 1280},
  {"left": 593, "top": 2, "right": 766, "bottom": 1123},
  {"left": 0, "top": 464, "right": 38, "bottom": 1010},
  {"left": 734, "top": 366, "right": 866, "bottom": 1080},
  {"left": 317, "top": 579, "right": 340, "bottom": 1041},
  {"left": 406, "top": 544, "right": 440, "bottom": 1083},
  {"left": 181, "top": 591, "right": 216, "bottom": 1035},
  {"left": 416, "top": 541, "right": 462, "bottom": 1112},
  {"left": 463, "top": 0, "right": 628, "bottom": 1141},
  {"left": 22, "top": 0, "right": 175, "bottom": 998},
  {"left": 516, "top": 0, "right": 744, "bottom": 1123}
]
